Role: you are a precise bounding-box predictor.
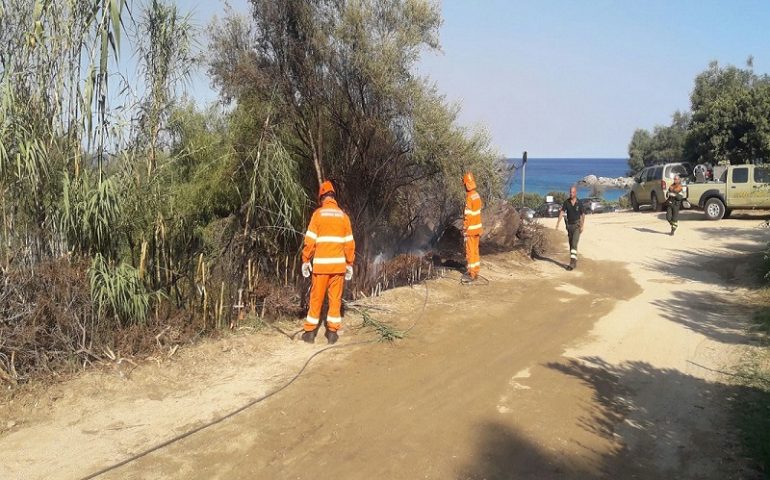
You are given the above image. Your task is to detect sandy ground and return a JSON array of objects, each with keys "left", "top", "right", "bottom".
[{"left": 1, "top": 209, "right": 767, "bottom": 479}]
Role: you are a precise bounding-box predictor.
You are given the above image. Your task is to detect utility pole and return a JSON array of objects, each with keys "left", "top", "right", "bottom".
[{"left": 520, "top": 151, "right": 528, "bottom": 203}]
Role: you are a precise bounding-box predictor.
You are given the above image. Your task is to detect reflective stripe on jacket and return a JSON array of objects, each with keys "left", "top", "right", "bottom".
[
  {"left": 302, "top": 198, "right": 355, "bottom": 274},
  {"left": 464, "top": 190, "right": 483, "bottom": 237}
]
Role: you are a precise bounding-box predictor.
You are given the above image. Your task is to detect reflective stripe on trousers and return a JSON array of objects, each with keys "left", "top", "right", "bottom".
[
  {"left": 567, "top": 224, "right": 580, "bottom": 260},
  {"left": 305, "top": 273, "right": 345, "bottom": 332},
  {"left": 465, "top": 235, "right": 481, "bottom": 278},
  {"left": 666, "top": 201, "right": 680, "bottom": 228}
]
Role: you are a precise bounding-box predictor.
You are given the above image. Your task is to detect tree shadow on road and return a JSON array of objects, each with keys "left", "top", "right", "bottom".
[
  {"left": 459, "top": 357, "right": 767, "bottom": 479},
  {"left": 697, "top": 225, "right": 770, "bottom": 245},
  {"left": 456, "top": 421, "right": 596, "bottom": 480},
  {"left": 650, "top": 290, "right": 756, "bottom": 345}
]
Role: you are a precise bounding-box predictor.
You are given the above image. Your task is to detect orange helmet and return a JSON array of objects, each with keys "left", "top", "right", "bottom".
[
  {"left": 463, "top": 172, "right": 477, "bottom": 191},
  {"left": 318, "top": 180, "right": 335, "bottom": 199}
]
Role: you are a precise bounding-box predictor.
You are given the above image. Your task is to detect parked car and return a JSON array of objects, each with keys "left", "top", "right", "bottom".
[
  {"left": 684, "top": 164, "right": 770, "bottom": 220},
  {"left": 630, "top": 162, "right": 693, "bottom": 212},
  {"left": 535, "top": 202, "right": 561, "bottom": 218},
  {"left": 579, "top": 197, "right": 605, "bottom": 214},
  {"left": 518, "top": 207, "right": 535, "bottom": 221}
]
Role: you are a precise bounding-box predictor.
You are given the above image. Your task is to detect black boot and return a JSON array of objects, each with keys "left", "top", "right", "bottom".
[
  {"left": 569, "top": 258, "right": 577, "bottom": 270},
  {"left": 670, "top": 227, "right": 676, "bottom": 236},
  {"left": 301, "top": 330, "right": 316, "bottom": 344},
  {"left": 325, "top": 330, "right": 339, "bottom": 345}
]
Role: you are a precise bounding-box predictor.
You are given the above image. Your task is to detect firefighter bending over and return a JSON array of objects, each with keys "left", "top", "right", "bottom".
[{"left": 301, "top": 181, "right": 355, "bottom": 344}]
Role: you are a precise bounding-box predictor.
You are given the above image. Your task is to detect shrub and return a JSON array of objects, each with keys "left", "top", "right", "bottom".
[
  {"left": 510, "top": 192, "right": 544, "bottom": 209},
  {"left": 546, "top": 191, "right": 568, "bottom": 204}
]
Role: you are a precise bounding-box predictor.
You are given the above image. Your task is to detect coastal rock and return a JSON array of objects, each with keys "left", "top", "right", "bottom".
[{"left": 577, "top": 175, "right": 634, "bottom": 189}]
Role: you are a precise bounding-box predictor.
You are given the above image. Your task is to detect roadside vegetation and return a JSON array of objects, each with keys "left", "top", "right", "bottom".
[
  {"left": 0, "top": 0, "right": 505, "bottom": 385},
  {"left": 734, "top": 292, "right": 770, "bottom": 476},
  {"left": 627, "top": 59, "right": 770, "bottom": 174},
  {"left": 510, "top": 191, "right": 567, "bottom": 209}
]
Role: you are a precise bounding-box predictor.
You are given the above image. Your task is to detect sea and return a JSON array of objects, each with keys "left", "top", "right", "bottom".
[{"left": 506, "top": 158, "right": 629, "bottom": 202}]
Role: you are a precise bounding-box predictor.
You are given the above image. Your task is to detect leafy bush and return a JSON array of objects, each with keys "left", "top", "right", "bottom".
[
  {"left": 546, "top": 191, "right": 568, "bottom": 204},
  {"left": 510, "top": 192, "right": 544, "bottom": 209},
  {"left": 89, "top": 254, "right": 154, "bottom": 327}
]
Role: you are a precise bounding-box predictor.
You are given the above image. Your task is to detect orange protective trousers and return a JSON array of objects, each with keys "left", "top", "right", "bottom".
[
  {"left": 304, "top": 273, "right": 345, "bottom": 332},
  {"left": 465, "top": 235, "right": 481, "bottom": 278}
]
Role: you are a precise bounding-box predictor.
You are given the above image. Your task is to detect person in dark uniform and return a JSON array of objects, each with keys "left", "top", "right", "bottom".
[
  {"left": 666, "top": 175, "right": 685, "bottom": 236},
  {"left": 555, "top": 186, "right": 585, "bottom": 271}
]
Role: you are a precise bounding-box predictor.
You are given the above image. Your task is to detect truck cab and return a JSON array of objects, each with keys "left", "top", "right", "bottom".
[{"left": 684, "top": 164, "right": 770, "bottom": 220}]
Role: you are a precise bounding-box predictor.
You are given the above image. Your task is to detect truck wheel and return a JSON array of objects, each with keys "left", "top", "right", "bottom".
[
  {"left": 704, "top": 198, "right": 726, "bottom": 221},
  {"left": 650, "top": 192, "right": 660, "bottom": 212},
  {"left": 630, "top": 193, "right": 640, "bottom": 212}
]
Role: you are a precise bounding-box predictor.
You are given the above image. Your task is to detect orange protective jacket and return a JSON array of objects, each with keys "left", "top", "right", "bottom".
[
  {"left": 302, "top": 198, "right": 355, "bottom": 274},
  {"left": 464, "top": 190, "right": 483, "bottom": 237}
]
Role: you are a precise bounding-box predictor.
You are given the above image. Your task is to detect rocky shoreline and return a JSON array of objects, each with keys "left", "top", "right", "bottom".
[{"left": 577, "top": 175, "right": 634, "bottom": 190}]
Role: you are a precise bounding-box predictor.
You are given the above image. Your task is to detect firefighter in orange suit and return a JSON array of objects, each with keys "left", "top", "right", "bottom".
[
  {"left": 462, "top": 172, "right": 483, "bottom": 282},
  {"left": 301, "top": 181, "right": 355, "bottom": 344}
]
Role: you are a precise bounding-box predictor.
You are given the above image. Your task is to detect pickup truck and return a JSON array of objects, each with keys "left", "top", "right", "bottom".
[{"left": 683, "top": 164, "right": 770, "bottom": 220}]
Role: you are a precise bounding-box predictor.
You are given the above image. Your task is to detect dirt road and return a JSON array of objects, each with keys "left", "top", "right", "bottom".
[{"left": 2, "top": 210, "right": 766, "bottom": 479}]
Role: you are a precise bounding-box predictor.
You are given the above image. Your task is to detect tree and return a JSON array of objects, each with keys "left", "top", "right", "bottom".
[
  {"left": 628, "top": 129, "right": 652, "bottom": 174},
  {"left": 685, "top": 61, "right": 770, "bottom": 164},
  {"left": 136, "top": 0, "right": 196, "bottom": 175},
  {"left": 208, "top": 0, "right": 503, "bottom": 263},
  {"left": 628, "top": 60, "right": 770, "bottom": 171},
  {"left": 627, "top": 111, "right": 689, "bottom": 174}
]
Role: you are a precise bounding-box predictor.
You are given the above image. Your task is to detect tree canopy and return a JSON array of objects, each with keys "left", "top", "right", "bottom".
[{"left": 627, "top": 60, "right": 770, "bottom": 174}]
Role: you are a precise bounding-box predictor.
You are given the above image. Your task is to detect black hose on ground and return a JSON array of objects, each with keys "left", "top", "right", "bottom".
[
  {"left": 80, "top": 280, "right": 432, "bottom": 479},
  {"left": 79, "top": 339, "right": 373, "bottom": 480}
]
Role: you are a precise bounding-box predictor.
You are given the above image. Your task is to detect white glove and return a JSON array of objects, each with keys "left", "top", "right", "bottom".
[
  {"left": 345, "top": 265, "right": 353, "bottom": 281},
  {"left": 301, "top": 262, "right": 312, "bottom": 278}
]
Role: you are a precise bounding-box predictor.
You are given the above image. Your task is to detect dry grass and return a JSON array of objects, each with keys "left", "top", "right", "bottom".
[{"left": 0, "top": 258, "right": 203, "bottom": 386}]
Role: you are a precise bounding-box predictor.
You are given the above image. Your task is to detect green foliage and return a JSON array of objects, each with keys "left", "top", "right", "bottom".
[
  {"left": 166, "top": 103, "right": 242, "bottom": 230},
  {"left": 510, "top": 193, "right": 545, "bottom": 209},
  {"left": 627, "top": 111, "right": 689, "bottom": 174},
  {"left": 208, "top": 0, "right": 504, "bottom": 255},
  {"left": 0, "top": 0, "right": 509, "bottom": 382},
  {"left": 546, "top": 191, "right": 568, "bottom": 205},
  {"left": 89, "top": 253, "right": 152, "bottom": 327},
  {"left": 359, "top": 308, "right": 405, "bottom": 342},
  {"left": 60, "top": 173, "right": 122, "bottom": 258},
  {"left": 732, "top": 336, "right": 770, "bottom": 474},
  {"left": 137, "top": 0, "right": 196, "bottom": 174},
  {"left": 509, "top": 191, "right": 565, "bottom": 209},
  {"left": 686, "top": 62, "right": 770, "bottom": 165},
  {"left": 629, "top": 60, "right": 770, "bottom": 172}
]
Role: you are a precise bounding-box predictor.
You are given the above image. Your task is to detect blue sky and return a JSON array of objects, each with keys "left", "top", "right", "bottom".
[{"left": 160, "top": 0, "right": 770, "bottom": 158}]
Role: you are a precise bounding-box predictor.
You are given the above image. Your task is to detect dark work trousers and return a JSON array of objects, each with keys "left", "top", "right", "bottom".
[
  {"left": 566, "top": 223, "right": 581, "bottom": 261},
  {"left": 666, "top": 200, "right": 680, "bottom": 230}
]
